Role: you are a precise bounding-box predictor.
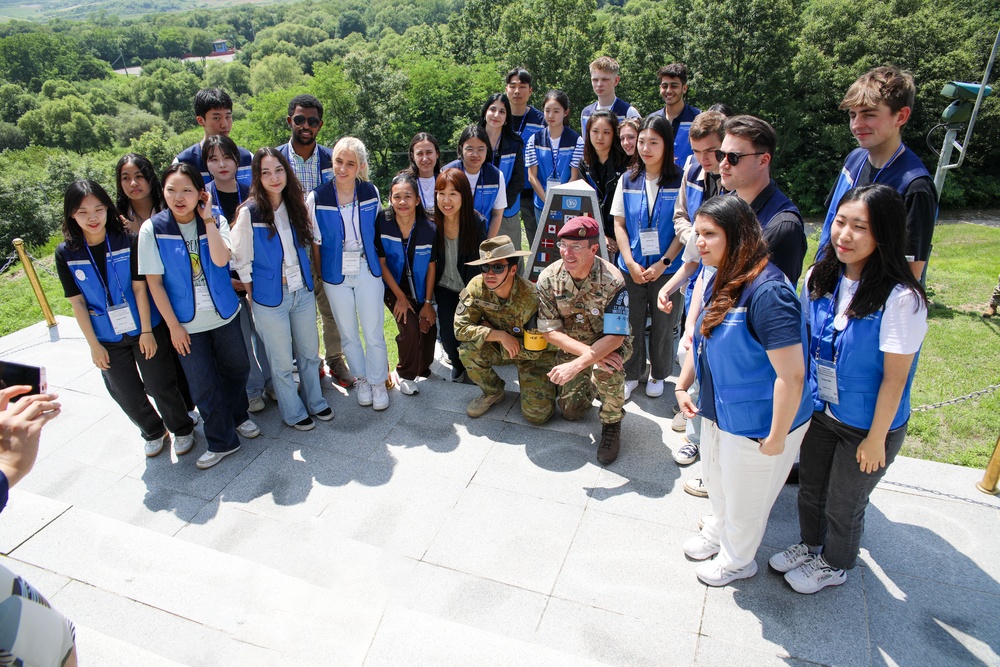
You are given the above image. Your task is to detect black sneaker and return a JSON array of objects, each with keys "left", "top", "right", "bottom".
[{"left": 293, "top": 417, "right": 316, "bottom": 431}]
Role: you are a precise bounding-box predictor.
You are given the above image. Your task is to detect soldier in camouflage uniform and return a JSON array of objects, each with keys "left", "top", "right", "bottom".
[
  {"left": 456, "top": 236, "right": 557, "bottom": 423},
  {"left": 536, "top": 216, "right": 633, "bottom": 464}
]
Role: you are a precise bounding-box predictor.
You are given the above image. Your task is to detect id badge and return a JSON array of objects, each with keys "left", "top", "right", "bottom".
[
  {"left": 284, "top": 264, "right": 304, "bottom": 292},
  {"left": 546, "top": 177, "right": 562, "bottom": 190},
  {"left": 639, "top": 229, "right": 660, "bottom": 256},
  {"left": 108, "top": 302, "right": 136, "bottom": 335},
  {"left": 342, "top": 251, "right": 361, "bottom": 276},
  {"left": 816, "top": 359, "right": 840, "bottom": 405},
  {"left": 195, "top": 285, "right": 215, "bottom": 311}
]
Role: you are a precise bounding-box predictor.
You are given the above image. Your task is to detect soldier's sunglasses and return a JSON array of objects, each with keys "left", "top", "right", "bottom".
[{"left": 480, "top": 263, "right": 510, "bottom": 274}]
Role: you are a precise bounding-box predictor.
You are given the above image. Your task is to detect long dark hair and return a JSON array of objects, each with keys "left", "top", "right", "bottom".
[
  {"left": 628, "top": 114, "right": 679, "bottom": 184},
  {"left": 406, "top": 132, "right": 441, "bottom": 178},
  {"left": 62, "top": 180, "right": 124, "bottom": 250},
  {"left": 696, "top": 195, "right": 770, "bottom": 337},
  {"left": 115, "top": 153, "right": 163, "bottom": 221},
  {"left": 386, "top": 171, "right": 428, "bottom": 227},
  {"left": 478, "top": 93, "right": 519, "bottom": 150},
  {"left": 582, "top": 109, "right": 627, "bottom": 170},
  {"left": 809, "top": 184, "right": 927, "bottom": 318},
  {"left": 434, "top": 168, "right": 481, "bottom": 257},
  {"left": 245, "top": 147, "right": 313, "bottom": 246}
]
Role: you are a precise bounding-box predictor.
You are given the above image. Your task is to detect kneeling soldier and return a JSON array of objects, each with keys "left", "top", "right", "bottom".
[{"left": 456, "top": 236, "right": 557, "bottom": 424}]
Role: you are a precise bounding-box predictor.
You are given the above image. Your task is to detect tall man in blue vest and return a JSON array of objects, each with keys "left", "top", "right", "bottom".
[
  {"left": 505, "top": 68, "right": 546, "bottom": 249},
  {"left": 650, "top": 63, "right": 702, "bottom": 169},
  {"left": 276, "top": 94, "right": 352, "bottom": 387},
  {"left": 174, "top": 88, "right": 253, "bottom": 189},
  {"left": 719, "top": 115, "right": 807, "bottom": 285},
  {"left": 819, "top": 66, "right": 936, "bottom": 280},
  {"left": 580, "top": 56, "right": 641, "bottom": 137}
]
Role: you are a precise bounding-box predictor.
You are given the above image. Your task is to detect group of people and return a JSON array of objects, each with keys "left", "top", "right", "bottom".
[{"left": 53, "top": 56, "right": 935, "bottom": 595}]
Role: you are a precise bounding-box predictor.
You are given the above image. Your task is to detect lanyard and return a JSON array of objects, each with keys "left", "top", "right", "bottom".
[
  {"left": 333, "top": 184, "right": 360, "bottom": 248},
  {"left": 855, "top": 143, "right": 904, "bottom": 186},
  {"left": 85, "top": 238, "right": 128, "bottom": 307},
  {"left": 400, "top": 226, "right": 419, "bottom": 297},
  {"left": 548, "top": 129, "right": 562, "bottom": 180},
  {"left": 517, "top": 111, "right": 529, "bottom": 136},
  {"left": 465, "top": 165, "right": 484, "bottom": 205},
  {"left": 211, "top": 181, "right": 242, "bottom": 217},
  {"left": 818, "top": 276, "right": 844, "bottom": 363},
  {"left": 640, "top": 177, "right": 663, "bottom": 230}
]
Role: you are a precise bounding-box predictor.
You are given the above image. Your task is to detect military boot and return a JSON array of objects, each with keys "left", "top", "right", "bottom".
[
  {"left": 597, "top": 420, "right": 622, "bottom": 464},
  {"left": 467, "top": 391, "right": 505, "bottom": 418}
]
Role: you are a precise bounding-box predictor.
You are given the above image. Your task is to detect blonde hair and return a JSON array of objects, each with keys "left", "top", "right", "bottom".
[
  {"left": 589, "top": 56, "right": 620, "bottom": 76},
  {"left": 332, "top": 136, "right": 370, "bottom": 182}
]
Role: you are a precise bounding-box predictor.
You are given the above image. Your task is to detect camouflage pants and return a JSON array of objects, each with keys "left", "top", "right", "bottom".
[
  {"left": 991, "top": 274, "right": 1000, "bottom": 307},
  {"left": 459, "top": 342, "right": 557, "bottom": 425},
  {"left": 556, "top": 337, "right": 633, "bottom": 425}
]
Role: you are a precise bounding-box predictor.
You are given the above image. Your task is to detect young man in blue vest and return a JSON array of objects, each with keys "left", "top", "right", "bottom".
[
  {"left": 276, "top": 94, "right": 352, "bottom": 387},
  {"left": 819, "top": 66, "right": 936, "bottom": 280},
  {"left": 649, "top": 63, "right": 702, "bottom": 169},
  {"left": 505, "top": 68, "right": 546, "bottom": 248},
  {"left": 174, "top": 88, "right": 253, "bottom": 189},
  {"left": 580, "top": 56, "right": 641, "bottom": 137}
]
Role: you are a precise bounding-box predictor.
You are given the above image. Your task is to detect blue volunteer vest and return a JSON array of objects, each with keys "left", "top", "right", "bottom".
[
  {"left": 753, "top": 182, "right": 802, "bottom": 232},
  {"left": 818, "top": 146, "right": 932, "bottom": 258},
  {"left": 682, "top": 162, "right": 707, "bottom": 312},
  {"left": 379, "top": 214, "right": 436, "bottom": 304},
  {"left": 313, "top": 179, "right": 382, "bottom": 284},
  {"left": 695, "top": 263, "right": 813, "bottom": 438},
  {"left": 516, "top": 107, "right": 545, "bottom": 193},
  {"left": 244, "top": 202, "right": 314, "bottom": 307},
  {"left": 206, "top": 180, "right": 249, "bottom": 222},
  {"left": 443, "top": 159, "right": 502, "bottom": 231},
  {"left": 532, "top": 127, "right": 581, "bottom": 210},
  {"left": 277, "top": 142, "right": 334, "bottom": 189},
  {"left": 808, "top": 281, "right": 920, "bottom": 430},
  {"left": 616, "top": 169, "right": 684, "bottom": 273},
  {"left": 63, "top": 232, "right": 158, "bottom": 342},
  {"left": 149, "top": 209, "right": 239, "bottom": 323},
  {"left": 175, "top": 142, "right": 253, "bottom": 188},
  {"left": 491, "top": 133, "right": 522, "bottom": 217},
  {"left": 581, "top": 98, "right": 636, "bottom": 136},
  {"left": 650, "top": 103, "right": 700, "bottom": 168}
]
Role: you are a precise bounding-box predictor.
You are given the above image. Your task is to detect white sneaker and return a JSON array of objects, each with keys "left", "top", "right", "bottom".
[
  {"left": 144, "top": 434, "right": 167, "bottom": 457},
  {"left": 398, "top": 378, "right": 419, "bottom": 395},
  {"left": 237, "top": 419, "right": 260, "bottom": 438},
  {"left": 769, "top": 542, "right": 813, "bottom": 573},
  {"left": 682, "top": 533, "right": 720, "bottom": 561},
  {"left": 173, "top": 433, "right": 195, "bottom": 456},
  {"left": 674, "top": 441, "right": 700, "bottom": 465},
  {"left": 684, "top": 477, "right": 709, "bottom": 498},
  {"left": 696, "top": 558, "right": 758, "bottom": 587},
  {"left": 624, "top": 380, "right": 639, "bottom": 401},
  {"left": 196, "top": 446, "right": 240, "bottom": 470},
  {"left": 188, "top": 410, "right": 201, "bottom": 425},
  {"left": 247, "top": 396, "right": 265, "bottom": 413},
  {"left": 356, "top": 378, "right": 373, "bottom": 406},
  {"left": 372, "top": 382, "right": 389, "bottom": 411},
  {"left": 784, "top": 554, "right": 846, "bottom": 594},
  {"left": 645, "top": 378, "right": 664, "bottom": 397}
]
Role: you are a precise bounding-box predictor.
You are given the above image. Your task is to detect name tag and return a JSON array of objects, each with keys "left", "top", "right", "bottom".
[
  {"left": 108, "top": 302, "right": 136, "bottom": 335},
  {"left": 284, "top": 263, "right": 304, "bottom": 292},
  {"left": 816, "top": 359, "right": 839, "bottom": 404},
  {"left": 639, "top": 229, "right": 660, "bottom": 256},
  {"left": 342, "top": 251, "right": 361, "bottom": 275},
  {"left": 195, "top": 285, "right": 214, "bottom": 311},
  {"left": 546, "top": 177, "right": 562, "bottom": 190}
]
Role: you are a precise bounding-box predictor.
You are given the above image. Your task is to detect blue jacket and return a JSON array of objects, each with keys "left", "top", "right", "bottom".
[
  {"left": 277, "top": 142, "right": 334, "bottom": 191},
  {"left": 581, "top": 97, "right": 637, "bottom": 136},
  {"left": 808, "top": 282, "right": 920, "bottom": 430},
  {"left": 488, "top": 132, "right": 525, "bottom": 217},
  {"left": 443, "top": 159, "right": 502, "bottom": 233},
  {"left": 61, "top": 232, "right": 158, "bottom": 342},
  {"left": 313, "top": 179, "right": 382, "bottom": 284},
  {"left": 650, "top": 103, "right": 701, "bottom": 168},
  {"left": 379, "top": 213, "right": 436, "bottom": 304},
  {"left": 149, "top": 209, "right": 239, "bottom": 323},
  {"left": 175, "top": 142, "right": 253, "bottom": 189},
  {"left": 206, "top": 180, "right": 249, "bottom": 222},
  {"left": 818, "top": 146, "right": 932, "bottom": 258},
  {"left": 515, "top": 106, "right": 545, "bottom": 193},
  {"left": 695, "top": 263, "right": 813, "bottom": 438},
  {"left": 530, "top": 127, "right": 581, "bottom": 210},
  {"left": 616, "top": 169, "right": 684, "bottom": 273},
  {"left": 244, "top": 201, "right": 314, "bottom": 307},
  {"left": 681, "top": 162, "right": 707, "bottom": 312}
]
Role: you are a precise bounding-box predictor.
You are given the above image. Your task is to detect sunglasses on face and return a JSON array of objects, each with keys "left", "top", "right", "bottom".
[
  {"left": 480, "top": 263, "right": 510, "bottom": 274},
  {"left": 292, "top": 115, "right": 321, "bottom": 128},
  {"left": 715, "top": 150, "right": 765, "bottom": 166}
]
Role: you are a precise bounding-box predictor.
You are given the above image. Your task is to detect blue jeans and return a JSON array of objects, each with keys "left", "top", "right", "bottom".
[
  {"left": 178, "top": 315, "right": 250, "bottom": 453},
  {"left": 323, "top": 265, "right": 388, "bottom": 384},
  {"left": 238, "top": 295, "right": 272, "bottom": 399},
  {"left": 797, "top": 410, "right": 906, "bottom": 570},
  {"left": 252, "top": 286, "right": 329, "bottom": 425},
  {"left": 678, "top": 345, "right": 701, "bottom": 446}
]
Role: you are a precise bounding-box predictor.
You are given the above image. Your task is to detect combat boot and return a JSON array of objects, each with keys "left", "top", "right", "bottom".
[
  {"left": 597, "top": 420, "right": 622, "bottom": 464},
  {"left": 467, "top": 391, "right": 505, "bottom": 418}
]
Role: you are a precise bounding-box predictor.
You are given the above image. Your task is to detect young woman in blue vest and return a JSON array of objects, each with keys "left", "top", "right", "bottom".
[
  {"left": 611, "top": 114, "right": 688, "bottom": 401},
  {"left": 478, "top": 94, "right": 525, "bottom": 247},
  {"left": 674, "top": 195, "right": 813, "bottom": 587},
  {"left": 230, "top": 148, "right": 332, "bottom": 431},
  {"left": 307, "top": 137, "right": 391, "bottom": 411},
  {"left": 376, "top": 172, "right": 438, "bottom": 396},
  {"left": 405, "top": 132, "right": 441, "bottom": 217},
  {"left": 56, "top": 180, "right": 195, "bottom": 458},
  {"left": 770, "top": 185, "right": 927, "bottom": 594},
  {"left": 434, "top": 168, "right": 487, "bottom": 383},
  {"left": 138, "top": 163, "right": 258, "bottom": 470},
  {"left": 442, "top": 125, "right": 507, "bottom": 239},
  {"left": 579, "top": 109, "right": 628, "bottom": 259},
  {"left": 525, "top": 90, "right": 584, "bottom": 224}
]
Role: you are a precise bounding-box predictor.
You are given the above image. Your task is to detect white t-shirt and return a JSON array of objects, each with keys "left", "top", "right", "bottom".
[
  {"left": 466, "top": 170, "right": 508, "bottom": 211},
  {"left": 418, "top": 176, "right": 436, "bottom": 212},
  {"left": 610, "top": 175, "right": 660, "bottom": 219}
]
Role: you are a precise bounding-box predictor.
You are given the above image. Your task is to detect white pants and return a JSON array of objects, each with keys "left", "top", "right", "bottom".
[
  {"left": 323, "top": 265, "right": 388, "bottom": 384},
  {"left": 700, "top": 418, "right": 810, "bottom": 570}
]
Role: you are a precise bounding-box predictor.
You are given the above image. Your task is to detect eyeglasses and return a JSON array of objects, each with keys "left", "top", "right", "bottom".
[
  {"left": 292, "top": 115, "right": 321, "bottom": 128},
  {"left": 480, "top": 263, "right": 510, "bottom": 274},
  {"left": 715, "top": 150, "right": 765, "bottom": 166},
  {"left": 462, "top": 146, "right": 488, "bottom": 156},
  {"left": 557, "top": 241, "right": 589, "bottom": 253}
]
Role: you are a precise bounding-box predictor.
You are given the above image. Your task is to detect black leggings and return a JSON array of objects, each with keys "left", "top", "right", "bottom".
[{"left": 434, "top": 285, "right": 463, "bottom": 374}]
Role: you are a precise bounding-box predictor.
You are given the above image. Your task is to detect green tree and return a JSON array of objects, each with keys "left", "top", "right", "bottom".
[
  {"left": 0, "top": 83, "right": 36, "bottom": 124},
  {"left": 250, "top": 53, "right": 308, "bottom": 96},
  {"left": 189, "top": 29, "right": 214, "bottom": 58},
  {"left": 338, "top": 10, "right": 368, "bottom": 38},
  {"left": 342, "top": 51, "right": 408, "bottom": 178},
  {"left": 204, "top": 61, "right": 252, "bottom": 97}
]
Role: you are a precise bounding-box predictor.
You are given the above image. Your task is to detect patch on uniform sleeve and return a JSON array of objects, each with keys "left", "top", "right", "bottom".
[
  {"left": 456, "top": 289, "right": 471, "bottom": 316},
  {"left": 603, "top": 287, "right": 630, "bottom": 335}
]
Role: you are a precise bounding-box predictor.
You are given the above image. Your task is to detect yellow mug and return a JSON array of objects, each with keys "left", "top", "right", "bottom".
[{"left": 523, "top": 329, "right": 547, "bottom": 351}]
